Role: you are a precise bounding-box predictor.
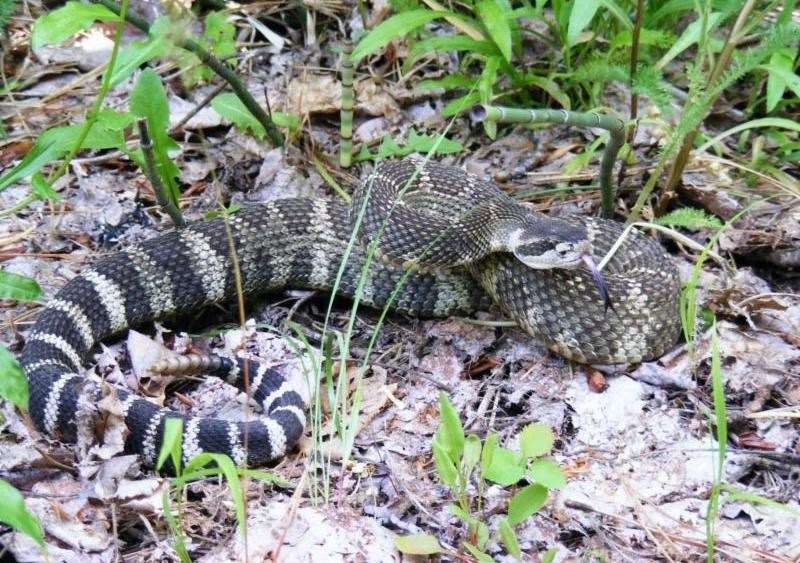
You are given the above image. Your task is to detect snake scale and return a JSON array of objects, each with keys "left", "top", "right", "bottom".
[{"left": 20, "top": 158, "right": 681, "bottom": 468}]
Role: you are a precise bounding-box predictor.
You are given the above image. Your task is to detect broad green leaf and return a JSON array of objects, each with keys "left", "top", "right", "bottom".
[
  {"left": 508, "top": 484, "right": 548, "bottom": 525},
  {"left": 463, "top": 542, "right": 494, "bottom": 563},
  {"left": 523, "top": 75, "right": 571, "bottom": 109},
  {"left": 483, "top": 446, "right": 523, "bottom": 486},
  {"left": 406, "top": 129, "right": 463, "bottom": 155},
  {"left": 760, "top": 60, "right": 800, "bottom": 113},
  {"left": 131, "top": 69, "right": 170, "bottom": 135},
  {"left": 95, "top": 109, "right": 135, "bottom": 131},
  {"left": 202, "top": 12, "right": 236, "bottom": 58},
  {"left": 31, "top": 173, "right": 61, "bottom": 202},
  {"left": 271, "top": 112, "right": 300, "bottom": 132},
  {"left": 111, "top": 33, "right": 168, "bottom": 87},
  {"left": 542, "top": 547, "right": 557, "bottom": 563},
  {"left": 131, "top": 69, "right": 181, "bottom": 203},
  {"left": 481, "top": 432, "right": 498, "bottom": 473},
  {"left": 156, "top": 417, "right": 184, "bottom": 473},
  {"left": 519, "top": 423, "right": 554, "bottom": 458},
  {"left": 436, "top": 392, "right": 464, "bottom": 461},
  {"left": 395, "top": 534, "right": 442, "bottom": 555},
  {"left": 656, "top": 12, "right": 722, "bottom": 70},
  {"left": 0, "top": 479, "right": 43, "bottom": 545},
  {"left": 31, "top": 1, "right": 118, "bottom": 49},
  {"left": 0, "top": 271, "right": 42, "bottom": 301},
  {"left": 211, "top": 93, "right": 266, "bottom": 139},
  {"left": 205, "top": 203, "right": 241, "bottom": 220},
  {"left": 476, "top": 520, "right": 489, "bottom": 549},
  {"left": 432, "top": 439, "right": 459, "bottom": 488},
  {"left": 528, "top": 459, "right": 567, "bottom": 489},
  {"left": 463, "top": 434, "right": 482, "bottom": 472},
  {"left": 498, "top": 517, "right": 522, "bottom": 559},
  {"left": 410, "top": 35, "right": 496, "bottom": 62},
  {"left": 0, "top": 124, "right": 124, "bottom": 191},
  {"left": 476, "top": 0, "right": 512, "bottom": 62},
  {"left": 0, "top": 345, "right": 29, "bottom": 410},
  {"left": 184, "top": 12, "right": 237, "bottom": 85},
  {"left": 449, "top": 503, "right": 476, "bottom": 525},
  {"left": 567, "top": 0, "right": 600, "bottom": 46},
  {"left": 351, "top": 10, "right": 448, "bottom": 61}
]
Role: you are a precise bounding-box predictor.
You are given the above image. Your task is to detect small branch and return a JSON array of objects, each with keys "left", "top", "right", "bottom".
[
  {"left": 96, "top": 0, "right": 283, "bottom": 147},
  {"left": 137, "top": 118, "right": 185, "bottom": 228}
]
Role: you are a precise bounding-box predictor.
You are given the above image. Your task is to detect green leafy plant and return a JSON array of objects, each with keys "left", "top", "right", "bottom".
[
  {"left": 655, "top": 207, "right": 723, "bottom": 230},
  {"left": 2, "top": 0, "right": 285, "bottom": 218},
  {"left": 396, "top": 392, "right": 565, "bottom": 560},
  {"left": 0, "top": 479, "right": 44, "bottom": 547},
  {"left": 354, "top": 128, "right": 463, "bottom": 161},
  {"left": 0, "top": 271, "right": 42, "bottom": 411}
]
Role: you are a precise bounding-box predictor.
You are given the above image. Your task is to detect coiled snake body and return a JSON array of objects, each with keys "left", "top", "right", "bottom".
[{"left": 21, "top": 158, "right": 680, "bottom": 467}]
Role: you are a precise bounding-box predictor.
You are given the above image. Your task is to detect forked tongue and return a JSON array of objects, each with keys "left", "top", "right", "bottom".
[{"left": 581, "top": 253, "right": 614, "bottom": 312}]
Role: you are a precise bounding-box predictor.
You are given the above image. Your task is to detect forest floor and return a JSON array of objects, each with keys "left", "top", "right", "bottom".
[{"left": 1, "top": 2, "right": 799, "bottom": 562}]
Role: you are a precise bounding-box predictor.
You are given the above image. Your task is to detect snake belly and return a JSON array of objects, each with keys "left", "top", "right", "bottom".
[{"left": 20, "top": 161, "right": 680, "bottom": 467}]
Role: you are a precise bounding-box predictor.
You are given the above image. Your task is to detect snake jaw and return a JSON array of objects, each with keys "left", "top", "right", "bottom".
[{"left": 581, "top": 253, "right": 614, "bottom": 312}]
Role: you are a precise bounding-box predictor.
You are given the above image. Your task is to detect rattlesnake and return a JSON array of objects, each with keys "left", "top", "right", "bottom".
[{"left": 20, "top": 157, "right": 681, "bottom": 467}]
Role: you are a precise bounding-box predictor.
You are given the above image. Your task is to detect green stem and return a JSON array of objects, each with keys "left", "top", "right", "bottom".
[
  {"left": 0, "top": 193, "right": 37, "bottom": 218},
  {"left": 339, "top": 38, "right": 354, "bottom": 168},
  {"left": 96, "top": 0, "right": 283, "bottom": 147},
  {"left": 474, "top": 105, "right": 625, "bottom": 218}
]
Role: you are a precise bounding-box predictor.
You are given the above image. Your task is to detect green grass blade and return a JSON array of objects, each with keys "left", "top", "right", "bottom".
[{"left": 351, "top": 10, "right": 449, "bottom": 61}]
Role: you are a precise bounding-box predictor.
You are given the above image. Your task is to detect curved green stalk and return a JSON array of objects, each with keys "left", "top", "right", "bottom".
[{"left": 474, "top": 105, "right": 625, "bottom": 218}]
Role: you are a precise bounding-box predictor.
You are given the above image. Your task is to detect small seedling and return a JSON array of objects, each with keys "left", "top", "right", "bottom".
[{"left": 397, "top": 392, "right": 566, "bottom": 561}]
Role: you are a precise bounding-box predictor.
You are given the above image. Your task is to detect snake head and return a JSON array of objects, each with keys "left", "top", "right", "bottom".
[
  {"left": 509, "top": 233, "right": 591, "bottom": 269},
  {"left": 512, "top": 239, "right": 589, "bottom": 268}
]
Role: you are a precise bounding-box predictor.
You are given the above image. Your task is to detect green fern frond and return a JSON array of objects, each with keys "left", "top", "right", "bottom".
[
  {"left": 572, "top": 59, "right": 627, "bottom": 85},
  {"left": 632, "top": 65, "right": 672, "bottom": 115},
  {"left": 669, "top": 23, "right": 800, "bottom": 157},
  {"left": 0, "top": 0, "right": 15, "bottom": 31},
  {"left": 655, "top": 207, "right": 723, "bottom": 230}
]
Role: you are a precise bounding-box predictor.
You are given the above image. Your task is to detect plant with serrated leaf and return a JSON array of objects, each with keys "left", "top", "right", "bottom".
[
  {"left": 396, "top": 392, "right": 563, "bottom": 561},
  {"left": 655, "top": 207, "right": 722, "bottom": 230},
  {"left": 350, "top": 0, "right": 733, "bottom": 119},
  {"left": 354, "top": 128, "right": 463, "bottom": 161}
]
